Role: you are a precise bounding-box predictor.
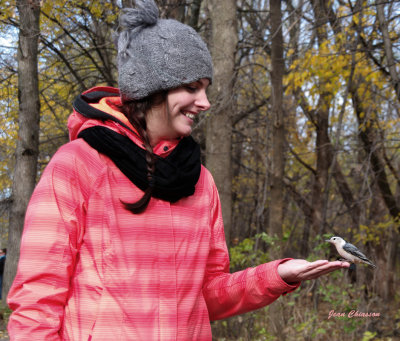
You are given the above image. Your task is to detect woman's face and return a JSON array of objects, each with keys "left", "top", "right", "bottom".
[{"left": 146, "top": 78, "right": 210, "bottom": 147}]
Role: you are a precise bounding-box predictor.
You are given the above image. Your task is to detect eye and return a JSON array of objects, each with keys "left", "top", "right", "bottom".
[
  {"left": 333, "top": 237, "right": 336, "bottom": 240},
  {"left": 184, "top": 85, "right": 198, "bottom": 93}
]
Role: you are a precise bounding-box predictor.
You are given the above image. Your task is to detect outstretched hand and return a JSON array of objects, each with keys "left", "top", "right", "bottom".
[{"left": 277, "top": 259, "right": 350, "bottom": 283}]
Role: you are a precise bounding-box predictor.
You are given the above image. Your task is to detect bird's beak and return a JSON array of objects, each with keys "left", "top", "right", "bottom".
[{"left": 325, "top": 239, "right": 331, "bottom": 242}]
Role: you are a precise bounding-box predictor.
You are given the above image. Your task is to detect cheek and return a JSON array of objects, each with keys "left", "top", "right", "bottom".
[
  {"left": 168, "top": 104, "right": 183, "bottom": 119},
  {"left": 169, "top": 93, "right": 193, "bottom": 109}
]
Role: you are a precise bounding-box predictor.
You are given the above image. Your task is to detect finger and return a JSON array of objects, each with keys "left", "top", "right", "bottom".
[
  {"left": 308, "top": 260, "right": 330, "bottom": 267},
  {"left": 295, "top": 260, "right": 328, "bottom": 274},
  {"left": 310, "top": 261, "right": 350, "bottom": 272},
  {"left": 327, "top": 260, "right": 351, "bottom": 268},
  {"left": 305, "top": 268, "right": 344, "bottom": 280},
  {"left": 285, "top": 260, "right": 327, "bottom": 280},
  {"left": 297, "top": 260, "right": 330, "bottom": 275},
  {"left": 298, "top": 263, "right": 350, "bottom": 280}
]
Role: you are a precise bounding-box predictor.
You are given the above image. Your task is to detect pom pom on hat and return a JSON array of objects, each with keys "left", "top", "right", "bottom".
[
  {"left": 114, "top": 0, "right": 213, "bottom": 101},
  {"left": 119, "top": 0, "right": 158, "bottom": 28}
]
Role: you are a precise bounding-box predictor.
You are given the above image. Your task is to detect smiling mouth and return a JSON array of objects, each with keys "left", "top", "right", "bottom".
[{"left": 182, "top": 112, "right": 196, "bottom": 120}]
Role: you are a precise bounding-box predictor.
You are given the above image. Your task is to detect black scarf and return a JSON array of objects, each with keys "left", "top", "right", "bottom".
[{"left": 78, "top": 126, "right": 201, "bottom": 203}]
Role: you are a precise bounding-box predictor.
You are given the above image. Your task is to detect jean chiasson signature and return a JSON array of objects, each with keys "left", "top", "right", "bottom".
[{"left": 328, "top": 310, "right": 380, "bottom": 319}]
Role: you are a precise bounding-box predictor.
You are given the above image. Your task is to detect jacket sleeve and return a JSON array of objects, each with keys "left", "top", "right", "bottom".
[
  {"left": 202, "top": 180, "right": 300, "bottom": 321},
  {"left": 7, "top": 144, "right": 89, "bottom": 340}
]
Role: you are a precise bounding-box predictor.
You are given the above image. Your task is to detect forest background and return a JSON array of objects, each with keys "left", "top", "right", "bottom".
[{"left": 0, "top": 0, "right": 399, "bottom": 340}]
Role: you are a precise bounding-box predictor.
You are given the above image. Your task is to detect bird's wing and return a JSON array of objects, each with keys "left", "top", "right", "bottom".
[{"left": 343, "top": 243, "right": 371, "bottom": 262}]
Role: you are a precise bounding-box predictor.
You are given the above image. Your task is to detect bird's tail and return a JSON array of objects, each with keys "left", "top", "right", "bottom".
[{"left": 366, "top": 260, "right": 376, "bottom": 268}]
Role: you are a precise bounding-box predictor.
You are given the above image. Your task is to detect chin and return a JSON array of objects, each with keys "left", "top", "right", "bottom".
[{"left": 178, "top": 129, "right": 192, "bottom": 137}]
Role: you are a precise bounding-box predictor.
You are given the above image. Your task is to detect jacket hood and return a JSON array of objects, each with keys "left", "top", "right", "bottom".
[
  {"left": 68, "top": 86, "right": 179, "bottom": 156},
  {"left": 69, "top": 86, "right": 137, "bottom": 141}
]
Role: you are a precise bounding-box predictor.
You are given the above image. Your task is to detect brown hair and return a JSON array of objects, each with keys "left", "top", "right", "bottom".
[{"left": 120, "top": 92, "right": 167, "bottom": 213}]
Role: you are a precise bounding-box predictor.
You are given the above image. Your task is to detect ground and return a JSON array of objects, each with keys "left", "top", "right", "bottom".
[{"left": 0, "top": 301, "right": 9, "bottom": 341}]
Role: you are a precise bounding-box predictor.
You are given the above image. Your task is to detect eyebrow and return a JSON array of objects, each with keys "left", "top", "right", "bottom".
[{"left": 194, "top": 79, "right": 210, "bottom": 88}]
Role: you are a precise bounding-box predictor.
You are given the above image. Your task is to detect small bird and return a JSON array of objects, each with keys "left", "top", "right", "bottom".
[{"left": 326, "top": 236, "right": 376, "bottom": 268}]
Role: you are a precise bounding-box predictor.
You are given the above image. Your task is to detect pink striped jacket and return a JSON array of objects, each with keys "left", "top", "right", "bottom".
[{"left": 7, "top": 87, "right": 299, "bottom": 340}]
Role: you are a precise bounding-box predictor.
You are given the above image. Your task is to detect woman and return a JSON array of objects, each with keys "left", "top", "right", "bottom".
[{"left": 7, "top": 1, "right": 348, "bottom": 340}]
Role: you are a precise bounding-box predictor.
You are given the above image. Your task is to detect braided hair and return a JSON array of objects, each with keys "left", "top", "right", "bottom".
[{"left": 120, "top": 92, "right": 167, "bottom": 213}]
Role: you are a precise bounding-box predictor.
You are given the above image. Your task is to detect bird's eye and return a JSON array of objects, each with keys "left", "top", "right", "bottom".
[{"left": 333, "top": 237, "right": 336, "bottom": 240}]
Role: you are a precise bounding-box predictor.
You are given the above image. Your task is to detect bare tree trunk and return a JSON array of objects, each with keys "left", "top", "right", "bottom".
[
  {"left": 205, "top": 0, "right": 237, "bottom": 244},
  {"left": 3, "top": 0, "right": 41, "bottom": 300},
  {"left": 187, "top": 0, "right": 202, "bottom": 30},
  {"left": 375, "top": 0, "right": 400, "bottom": 100},
  {"left": 310, "top": 0, "right": 331, "bottom": 238},
  {"left": 350, "top": 82, "right": 399, "bottom": 300},
  {"left": 267, "top": 2, "right": 286, "bottom": 339},
  {"left": 269, "top": 0, "right": 285, "bottom": 244}
]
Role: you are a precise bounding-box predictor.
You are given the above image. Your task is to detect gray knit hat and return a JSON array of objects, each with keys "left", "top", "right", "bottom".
[{"left": 115, "top": 0, "right": 213, "bottom": 101}]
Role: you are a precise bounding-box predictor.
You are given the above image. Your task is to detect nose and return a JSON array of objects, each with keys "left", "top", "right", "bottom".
[{"left": 195, "top": 89, "right": 211, "bottom": 111}]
